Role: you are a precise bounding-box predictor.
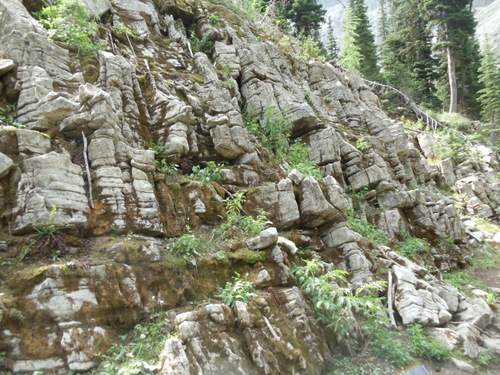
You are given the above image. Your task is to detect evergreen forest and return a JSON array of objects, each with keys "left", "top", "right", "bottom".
[{"left": 261, "top": 0, "right": 500, "bottom": 153}]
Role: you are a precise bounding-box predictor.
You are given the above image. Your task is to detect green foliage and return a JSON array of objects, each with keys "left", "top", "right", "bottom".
[
  {"left": 478, "top": 44, "right": 500, "bottom": 124},
  {"left": 190, "top": 161, "right": 222, "bottom": 183},
  {"left": 381, "top": 0, "right": 440, "bottom": 110},
  {"left": 341, "top": 0, "right": 379, "bottom": 80},
  {"left": 222, "top": 192, "right": 271, "bottom": 236},
  {"left": 222, "top": 79, "right": 235, "bottom": 90},
  {"left": 325, "top": 16, "right": 340, "bottom": 61},
  {"left": 97, "top": 311, "right": 171, "bottom": 374},
  {"left": 284, "top": 0, "right": 326, "bottom": 37},
  {"left": 113, "top": 23, "right": 143, "bottom": 42},
  {"left": 246, "top": 107, "right": 292, "bottom": 158},
  {"left": 245, "top": 108, "right": 321, "bottom": 177},
  {"left": 296, "top": 33, "right": 326, "bottom": 62},
  {"left": 0, "top": 104, "right": 23, "bottom": 128},
  {"left": 215, "top": 272, "right": 256, "bottom": 307},
  {"left": 435, "top": 131, "right": 471, "bottom": 164},
  {"left": 329, "top": 356, "right": 397, "bottom": 375},
  {"left": 170, "top": 227, "right": 205, "bottom": 266},
  {"left": 347, "top": 208, "right": 388, "bottom": 246},
  {"left": 443, "top": 271, "right": 490, "bottom": 295},
  {"left": 355, "top": 138, "right": 370, "bottom": 153},
  {"left": 189, "top": 31, "right": 213, "bottom": 53},
  {"left": 291, "top": 259, "right": 388, "bottom": 350},
  {"left": 367, "top": 321, "right": 412, "bottom": 367},
  {"left": 396, "top": 237, "right": 430, "bottom": 259},
  {"left": 21, "top": 205, "right": 69, "bottom": 260},
  {"left": 35, "top": 0, "right": 106, "bottom": 55},
  {"left": 407, "top": 323, "right": 451, "bottom": 361},
  {"left": 208, "top": 15, "right": 221, "bottom": 25},
  {"left": 156, "top": 159, "right": 179, "bottom": 176},
  {"left": 286, "top": 142, "right": 322, "bottom": 179}
]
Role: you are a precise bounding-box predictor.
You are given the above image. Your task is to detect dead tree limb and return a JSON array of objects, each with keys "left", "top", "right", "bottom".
[
  {"left": 362, "top": 79, "right": 444, "bottom": 131},
  {"left": 82, "top": 131, "right": 94, "bottom": 209},
  {"left": 387, "top": 269, "right": 397, "bottom": 330}
]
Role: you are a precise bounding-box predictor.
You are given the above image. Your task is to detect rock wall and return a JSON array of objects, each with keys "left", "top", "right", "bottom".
[{"left": 0, "top": 0, "right": 499, "bottom": 373}]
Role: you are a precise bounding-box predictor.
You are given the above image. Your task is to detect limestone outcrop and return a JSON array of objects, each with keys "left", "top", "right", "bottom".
[{"left": 0, "top": 0, "right": 499, "bottom": 373}]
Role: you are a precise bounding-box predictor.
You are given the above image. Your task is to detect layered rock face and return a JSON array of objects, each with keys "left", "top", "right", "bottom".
[{"left": 0, "top": 0, "right": 499, "bottom": 373}]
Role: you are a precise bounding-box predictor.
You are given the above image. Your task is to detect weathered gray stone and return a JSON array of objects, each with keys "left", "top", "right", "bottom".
[
  {"left": 392, "top": 265, "right": 452, "bottom": 326},
  {"left": 299, "top": 177, "right": 337, "bottom": 228},
  {"left": 16, "top": 129, "right": 51, "bottom": 155},
  {"left": 247, "top": 227, "right": 278, "bottom": 250},
  {"left": 321, "top": 225, "right": 362, "bottom": 248},
  {"left": 0, "top": 152, "right": 13, "bottom": 178},
  {"left": 450, "top": 358, "right": 476, "bottom": 373},
  {"left": 427, "top": 328, "right": 461, "bottom": 351},
  {"left": 247, "top": 181, "right": 300, "bottom": 228},
  {"left": 160, "top": 338, "right": 190, "bottom": 375},
  {"left": 211, "top": 125, "right": 254, "bottom": 160},
  {"left": 13, "top": 152, "right": 88, "bottom": 233},
  {"left": 0, "top": 58, "right": 15, "bottom": 75}
]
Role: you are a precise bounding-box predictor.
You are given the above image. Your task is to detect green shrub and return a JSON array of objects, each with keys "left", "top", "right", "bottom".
[
  {"left": 156, "top": 159, "right": 179, "bottom": 175},
  {"left": 170, "top": 227, "right": 205, "bottom": 266},
  {"left": 435, "top": 131, "right": 470, "bottom": 164},
  {"left": 190, "top": 161, "right": 222, "bottom": 183},
  {"left": 97, "top": 311, "right": 171, "bottom": 374},
  {"left": 208, "top": 15, "right": 221, "bottom": 24},
  {"left": 21, "top": 205, "right": 69, "bottom": 260},
  {"left": 291, "top": 259, "right": 388, "bottom": 348},
  {"left": 286, "top": 142, "right": 322, "bottom": 179},
  {"left": 297, "top": 34, "right": 326, "bottom": 62},
  {"left": 408, "top": 323, "right": 451, "bottom": 361},
  {"left": 190, "top": 31, "right": 213, "bottom": 53},
  {"left": 368, "top": 323, "right": 412, "bottom": 367},
  {"left": 222, "top": 192, "right": 271, "bottom": 236},
  {"left": 396, "top": 237, "right": 430, "bottom": 259},
  {"left": 355, "top": 138, "right": 370, "bottom": 153},
  {"left": 36, "top": 0, "right": 106, "bottom": 55},
  {"left": 347, "top": 208, "right": 388, "bottom": 246},
  {"left": 216, "top": 272, "right": 256, "bottom": 307},
  {"left": 0, "top": 104, "right": 23, "bottom": 128},
  {"left": 246, "top": 106, "right": 292, "bottom": 158}
]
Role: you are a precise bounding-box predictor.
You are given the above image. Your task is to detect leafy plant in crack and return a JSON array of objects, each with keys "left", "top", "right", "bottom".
[
  {"left": 170, "top": 226, "right": 205, "bottom": 266},
  {"left": 215, "top": 272, "right": 256, "bottom": 307},
  {"left": 35, "top": 0, "right": 107, "bottom": 56},
  {"left": 0, "top": 104, "right": 24, "bottom": 128},
  {"left": 291, "top": 259, "right": 389, "bottom": 355},
  {"left": 190, "top": 161, "right": 222, "bottom": 183},
  {"left": 347, "top": 208, "right": 388, "bottom": 246},
  {"left": 20, "top": 205, "right": 69, "bottom": 261},
  {"left": 222, "top": 192, "right": 271, "bottom": 236},
  {"left": 189, "top": 31, "right": 213, "bottom": 53},
  {"left": 97, "top": 311, "right": 172, "bottom": 374}
]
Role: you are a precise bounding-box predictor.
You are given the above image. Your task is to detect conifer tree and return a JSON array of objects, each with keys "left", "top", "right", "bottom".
[
  {"left": 426, "top": 0, "right": 481, "bottom": 115},
  {"left": 381, "top": 0, "right": 440, "bottom": 110},
  {"left": 377, "top": 0, "right": 389, "bottom": 45},
  {"left": 285, "top": 0, "right": 326, "bottom": 38},
  {"left": 326, "top": 16, "right": 340, "bottom": 61},
  {"left": 341, "top": 0, "right": 379, "bottom": 80},
  {"left": 478, "top": 44, "right": 500, "bottom": 124}
]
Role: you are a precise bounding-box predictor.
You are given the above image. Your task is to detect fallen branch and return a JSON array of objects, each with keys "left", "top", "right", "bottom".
[
  {"left": 387, "top": 269, "right": 397, "bottom": 330},
  {"left": 82, "top": 131, "right": 93, "bottom": 209},
  {"left": 362, "top": 79, "right": 444, "bottom": 132},
  {"left": 263, "top": 316, "right": 280, "bottom": 341}
]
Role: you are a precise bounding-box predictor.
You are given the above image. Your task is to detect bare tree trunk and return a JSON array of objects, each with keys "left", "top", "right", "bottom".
[{"left": 447, "top": 46, "right": 458, "bottom": 113}]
